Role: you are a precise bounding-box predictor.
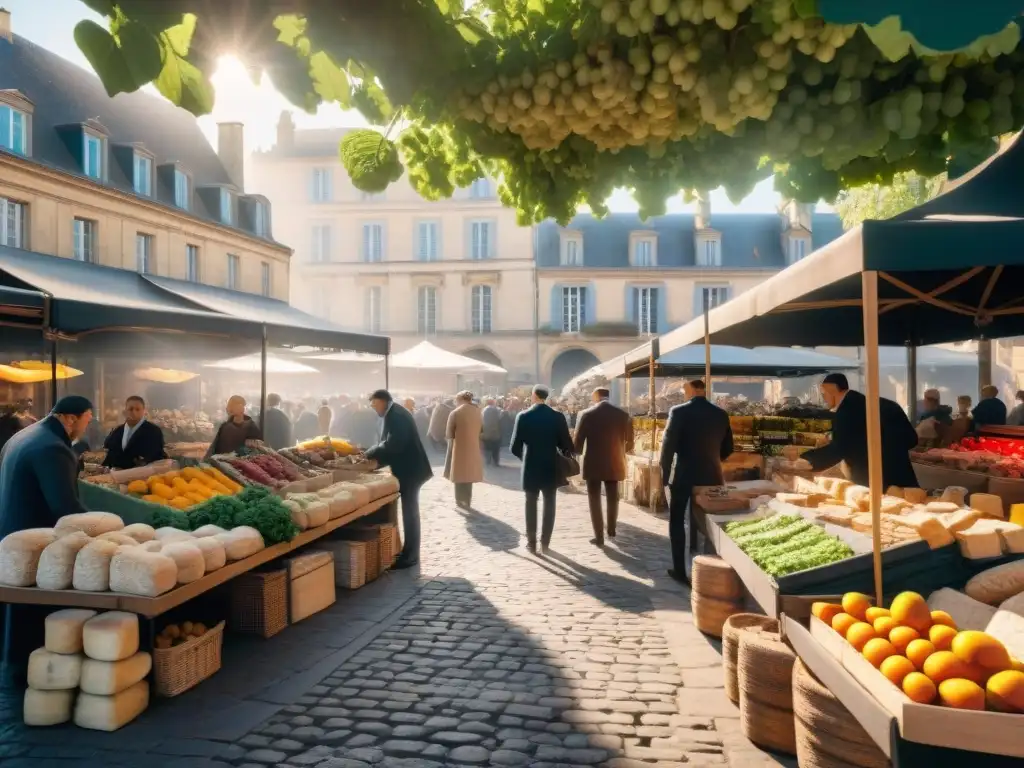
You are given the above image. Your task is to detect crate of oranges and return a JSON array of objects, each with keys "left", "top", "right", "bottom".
[
  {"left": 123, "top": 465, "right": 243, "bottom": 511},
  {"left": 804, "top": 590, "right": 1024, "bottom": 757}
]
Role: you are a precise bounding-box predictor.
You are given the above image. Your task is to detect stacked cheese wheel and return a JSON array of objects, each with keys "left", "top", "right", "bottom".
[{"left": 25, "top": 610, "right": 151, "bottom": 731}]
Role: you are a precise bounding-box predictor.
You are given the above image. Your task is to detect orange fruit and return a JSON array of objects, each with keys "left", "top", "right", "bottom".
[
  {"left": 986, "top": 670, "right": 1024, "bottom": 713},
  {"left": 888, "top": 626, "right": 921, "bottom": 654},
  {"left": 880, "top": 655, "right": 916, "bottom": 687},
  {"left": 951, "top": 631, "right": 1012, "bottom": 675},
  {"left": 937, "top": 678, "right": 985, "bottom": 710},
  {"left": 903, "top": 671, "right": 937, "bottom": 704},
  {"left": 811, "top": 603, "right": 844, "bottom": 625},
  {"left": 1012, "top": 657, "right": 1024, "bottom": 672},
  {"left": 846, "top": 622, "right": 877, "bottom": 651},
  {"left": 832, "top": 613, "right": 859, "bottom": 638},
  {"left": 862, "top": 638, "right": 897, "bottom": 668},
  {"left": 905, "top": 639, "right": 937, "bottom": 670},
  {"left": 928, "top": 624, "right": 958, "bottom": 652},
  {"left": 890, "top": 592, "right": 932, "bottom": 634},
  {"left": 930, "top": 610, "right": 958, "bottom": 630},
  {"left": 865, "top": 607, "right": 891, "bottom": 623},
  {"left": 842, "top": 592, "right": 872, "bottom": 621},
  {"left": 873, "top": 616, "right": 897, "bottom": 638},
  {"left": 922, "top": 651, "right": 985, "bottom": 685}
]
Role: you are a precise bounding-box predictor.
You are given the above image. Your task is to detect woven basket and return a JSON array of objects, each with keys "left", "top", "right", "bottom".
[
  {"left": 230, "top": 569, "right": 288, "bottom": 638},
  {"left": 795, "top": 716, "right": 890, "bottom": 768},
  {"left": 316, "top": 540, "right": 367, "bottom": 589},
  {"left": 795, "top": 718, "right": 890, "bottom": 768},
  {"left": 738, "top": 693, "right": 796, "bottom": 756},
  {"left": 737, "top": 630, "right": 796, "bottom": 711},
  {"left": 373, "top": 524, "right": 397, "bottom": 571},
  {"left": 723, "top": 614, "right": 778, "bottom": 704},
  {"left": 334, "top": 529, "right": 381, "bottom": 581},
  {"left": 692, "top": 555, "right": 743, "bottom": 602},
  {"left": 691, "top": 593, "right": 742, "bottom": 637},
  {"left": 793, "top": 659, "right": 887, "bottom": 750},
  {"left": 153, "top": 621, "right": 225, "bottom": 697}
]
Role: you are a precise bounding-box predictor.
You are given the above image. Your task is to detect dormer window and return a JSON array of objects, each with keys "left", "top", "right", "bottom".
[
  {"left": 470, "top": 178, "right": 492, "bottom": 199},
  {"left": 174, "top": 170, "right": 190, "bottom": 210},
  {"left": 0, "top": 104, "right": 27, "bottom": 155},
  {"left": 253, "top": 201, "right": 268, "bottom": 237},
  {"left": 788, "top": 235, "right": 810, "bottom": 264},
  {"left": 83, "top": 131, "right": 105, "bottom": 180},
  {"left": 630, "top": 233, "right": 657, "bottom": 267},
  {"left": 560, "top": 232, "right": 583, "bottom": 265},
  {"left": 220, "top": 189, "right": 235, "bottom": 226},
  {"left": 697, "top": 236, "right": 721, "bottom": 266},
  {"left": 133, "top": 152, "right": 153, "bottom": 196}
]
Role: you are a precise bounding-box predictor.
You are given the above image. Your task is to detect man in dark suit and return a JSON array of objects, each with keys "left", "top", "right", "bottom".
[
  {"left": 364, "top": 389, "right": 433, "bottom": 569},
  {"left": 262, "top": 393, "right": 293, "bottom": 449},
  {"left": 510, "top": 385, "right": 574, "bottom": 554},
  {"left": 797, "top": 373, "right": 919, "bottom": 489},
  {"left": 102, "top": 395, "right": 166, "bottom": 470},
  {"left": 573, "top": 387, "right": 634, "bottom": 546},
  {"left": 660, "top": 380, "right": 734, "bottom": 584}
]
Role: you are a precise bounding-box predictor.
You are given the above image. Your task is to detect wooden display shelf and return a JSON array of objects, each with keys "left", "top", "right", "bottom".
[{"left": 0, "top": 493, "right": 398, "bottom": 619}]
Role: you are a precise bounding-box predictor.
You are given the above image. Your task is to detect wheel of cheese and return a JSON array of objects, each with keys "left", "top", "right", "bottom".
[
  {"left": 159, "top": 541, "right": 205, "bottom": 583},
  {"left": 794, "top": 716, "right": 890, "bottom": 768},
  {"left": 83, "top": 611, "right": 140, "bottom": 662},
  {"left": 691, "top": 555, "right": 743, "bottom": 601},
  {"left": 80, "top": 651, "right": 152, "bottom": 696},
  {"left": 328, "top": 491, "right": 358, "bottom": 519},
  {"left": 36, "top": 532, "right": 92, "bottom": 590},
  {"left": 282, "top": 500, "right": 309, "bottom": 530},
  {"left": 792, "top": 659, "right": 880, "bottom": 746},
  {"left": 690, "top": 593, "right": 742, "bottom": 638},
  {"left": 74, "top": 679, "right": 149, "bottom": 732},
  {"left": 965, "top": 560, "right": 1024, "bottom": 605},
  {"left": 305, "top": 501, "right": 330, "bottom": 528},
  {"left": 23, "top": 687, "right": 75, "bottom": 726},
  {"left": 0, "top": 528, "right": 57, "bottom": 586},
  {"left": 95, "top": 531, "right": 138, "bottom": 547},
  {"left": 138, "top": 540, "right": 164, "bottom": 553},
  {"left": 120, "top": 523, "right": 156, "bottom": 543},
  {"left": 191, "top": 536, "right": 226, "bottom": 573},
  {"left": 154, "top": 527, "right": 193, "bottom": 542},
  {"left": 737, "top": 630, "right": 795, "bottom": 711},
  {"left": 44, "top": 608, "right": 98, "bottom": 654},
  {"left": 72, "top": 539, "right": 120, "bottom": 592},
  {"left": 109, "top": 548, "right": 177, "bottom": 597},
  {"left": 27, "top": 647, "right": 83, "bottom": 690},
  {"left": 191, "top": 524, "right": 227, "bottom": 539},
  {"left": 54, "top": 512, "right": 124, "bottom": 538},
  {"left": 215, "top": 527, "right": 265, "bottom": 561}
]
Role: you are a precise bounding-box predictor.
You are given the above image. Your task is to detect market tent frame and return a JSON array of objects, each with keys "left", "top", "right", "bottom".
[
  {"left": 614, "top": 131, "right": 1024, "bottom": 604},
  {"left": 602, "top": 344, "right": 859, "bottom": 380}
]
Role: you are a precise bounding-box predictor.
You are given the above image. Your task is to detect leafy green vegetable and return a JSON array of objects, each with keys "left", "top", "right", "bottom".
[
  {"left": 235, "top": 494, "right": 300, "bottom": 544},
  {"left": 152, "top": 508, "right": 189, "bottom": 530},
  {"left": 188, "top": 494, "right": 246, "bottom": 531},
  {"left": 727, "top": 511, "right": 853, "bottom": 577}
]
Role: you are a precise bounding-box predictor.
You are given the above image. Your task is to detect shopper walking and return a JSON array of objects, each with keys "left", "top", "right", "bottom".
[
  {"left": 364, "top": 390, "right": 432, "bottom": 569},
  {"left": 428, "top": 398, "right": 454, "bottom": 455},
  {"left": 659, "top": 380, "right": 734, "bottom": 585},
  {"left": 573, "top": 387, "right": 634, "bottom": 546},
  {"left": 445, "top": 391, "right": 483, "bottom": 508},
  {"left": 261, "top": 393, "right": 293, "bottom": 450},
  {"left": 481, "top": 397, "right": 502, "bottom": 466},
  {"left": 510, "top": 385, "right": 575, "bottom": 554}
]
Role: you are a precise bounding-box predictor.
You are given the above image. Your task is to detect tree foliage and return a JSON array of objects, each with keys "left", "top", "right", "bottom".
[
  {"left": 832, "top": 171, "right": 944, "bottom": 228},
  {"left": 72, "top": 1, "right": 1024, "bottom": 224}
]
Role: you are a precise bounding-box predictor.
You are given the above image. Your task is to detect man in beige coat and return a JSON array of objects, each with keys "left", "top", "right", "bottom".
[{"left": 445, "top": 391, "right": 484, "bottom": 507}]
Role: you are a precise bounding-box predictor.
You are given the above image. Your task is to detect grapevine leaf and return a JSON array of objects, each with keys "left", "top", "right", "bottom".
[
  {"left": 308, "top": 51, "right": 351, "bottom": 107},
  {"left": 74, "top": 20, "right": 138, "bottom": 96},
  {"left": 274, "top": 14, "right": 306, "bottom": 46},
  {"left": 118, "top": 20, "right": 164, "bottom": 87},
  {"left": 791, "top": 0, "right": 818, "bottom": 19},
  {"left": 155, "top": 15, "right": 215, "bottom": 115},
  {"left": 264, "top": 45, "right": 321, "bottom": 113},
  {"left": 455, "top": 16, "right": 491, "bottom": 44},
  {"left": 351, "top": 82, "right": 394, "bottom": 125},
  {"left": 862, "top": 16, "right": 913, "bottom": 62},
  {"left": 434, "top": 0, "right": 451, "bottom": 14}
]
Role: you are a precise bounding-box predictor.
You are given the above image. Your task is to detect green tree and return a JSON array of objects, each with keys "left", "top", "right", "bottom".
[
  {"left": 70, "top": 1, "right": 1024, "bottom": 224},
  {"left": 833, "top": 171, "right": 944, "bottom": 227}
]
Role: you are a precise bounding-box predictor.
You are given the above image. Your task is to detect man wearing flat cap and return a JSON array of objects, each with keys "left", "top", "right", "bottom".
[{"left": 0, "top": 395, "right": 93, "bottom": 538}]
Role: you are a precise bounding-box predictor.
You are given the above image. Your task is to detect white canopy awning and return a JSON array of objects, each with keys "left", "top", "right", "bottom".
[
  {"left": 205, "top": 353, "right": 319, "bottom": 374},
  {"left": 305, "top": 350, "right": 386, "bottom": 363},
  {"left": 390, "top": 341, "right": 506, "bottom": 373}
]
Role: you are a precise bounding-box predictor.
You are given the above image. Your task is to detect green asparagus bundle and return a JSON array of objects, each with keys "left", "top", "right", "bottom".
[
  {"left": 747, "top": 527, "right": 829, "bottom": 569},
  {"left": 724, "top": 513, "right": 797, "bottom": 536},
  {"left": 732, "top": 519, "right": 815, "bottom": 548},
  {"left": 760, "top": 539, "right": 854, "bottom": 577}
]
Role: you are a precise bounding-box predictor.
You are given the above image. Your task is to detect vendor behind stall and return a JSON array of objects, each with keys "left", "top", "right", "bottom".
[
  {"left": 102, "top": 395, "right": 166, "bottom": 469},
  {"left": 0, "top": 395, "right": 92, "bottom": 539},
  {"left": 790, "top": 373, "right": 919, "bottom": 489},
  {"left": 205, "top": 395, "right": 261, "bottom": 458},
  {"left": 972, "top": 384, "right": 1007, "bottom": 429}
]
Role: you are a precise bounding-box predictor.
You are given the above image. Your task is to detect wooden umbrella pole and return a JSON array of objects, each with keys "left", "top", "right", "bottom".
[
  {"left": 862, "top": 271, "right": 885, "bottom": 605},
  {"left": 704, "top": 306, "right": 712, "bottom": 399},
  {"left": 648, "top": 352, "right": 656, "bottom": 514}
]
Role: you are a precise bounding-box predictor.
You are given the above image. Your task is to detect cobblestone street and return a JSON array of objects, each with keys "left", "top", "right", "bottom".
[{"left": 0, "top": 463, "right": 793, "bottom": 768}]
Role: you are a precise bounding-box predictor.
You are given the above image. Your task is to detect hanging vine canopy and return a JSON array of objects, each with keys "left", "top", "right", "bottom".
[{"left": 74, "top": 1, "right": 1024, "bottom": 224}]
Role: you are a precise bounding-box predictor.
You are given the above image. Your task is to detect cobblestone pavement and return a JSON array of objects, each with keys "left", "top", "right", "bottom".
[{"left": 0, "top": 461, "right": 793, "bottom": 768}]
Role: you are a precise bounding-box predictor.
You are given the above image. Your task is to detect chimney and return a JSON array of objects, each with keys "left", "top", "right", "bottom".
[
  {"left": 780, "top": 199, "right": 812, "bottom": 233},
  {"left": 694, "top": 190, "right": 711, "bottom": 231},
  {"left": 217, "top": 121, "right": 244, "bottom": 190},
  {"left": 276, "top": 111, "right": 295, "bottom": 149},
  {"left": 0, "top": 8, "right": 12, "bottom": 43}
]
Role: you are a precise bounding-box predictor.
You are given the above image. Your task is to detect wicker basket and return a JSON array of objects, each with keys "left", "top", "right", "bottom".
[
  {"left": 691, "top": 593, "right": 742, "bottom": 638},
  {"left": 315, "top": 540, "right": 367, "bottom": 589},
  {"left": 692, "top": 555, "right": 743, "bottom": 602},
  {"left": 795, "top": 718, "right": 889, "bottom": 768},
  {"left": 737, "top": 630, "right": 796, "bottom": 711},
  {"left": 738, "top": 693, "right": 796, "bottom": 756},
  {"left": 793, "top": 659, "right": 888, "bottom": 753},
  {"left": 230, "top": 569, "right": 288, "bottom": 638},
  {"left": 379, "top": 523, "right": 398, "bottom": 568},
  {"left": 153, "top": 621, "right": 225, "bottom": 697},
  {"left": 722, "top": 614, "right": 778, "bottom": 704}
]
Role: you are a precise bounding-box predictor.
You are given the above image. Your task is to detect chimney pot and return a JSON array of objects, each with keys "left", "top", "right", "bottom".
[
  {"left": 0, "top": 8, "right": 12, "bottom": 43},
  {"left": 277, "top": 111, "right": 295, "bottom": 148},
  {"left": 217, "top": 121, "right": 244, "bottom": 190}
]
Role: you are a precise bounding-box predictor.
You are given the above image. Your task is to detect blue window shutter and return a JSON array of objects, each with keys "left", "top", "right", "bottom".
[
  {"left": 436, "top": 221, "right": 443, "bottom": 261},
  {"left": 624, "top": 284, "right": 635, "bottom": 325},
  {"left": 326, "top": 170, "right": 333, "bottom": 201},
  {"left": 489, "top": 220, "right": 497, "bottom": 259},
  {"left": 414, "top": 222, "right": 422, "bottom": 260},
  {"left": 658, "top": 283, "right": 668, "bottom": 333},
  {"left": 585, "top": 282, "right": 596, "bottom": 328},
  {"left": 693, "top": 285, "right": 702, "bottom": 320},
  {"left": 465, "top": 219, "right": 473, "bottom": 259},
  {"left": 550, "top": 284, "right": 561, "bottom": 330},
  {"left": 308, "top": 170, "right": 316, "bottom": 202},
  {"left": 380, "top": 223, "right": 387, "bottom": 261},
  {"left": 361, "top": 224, "right": 369, "bottom": 261}
]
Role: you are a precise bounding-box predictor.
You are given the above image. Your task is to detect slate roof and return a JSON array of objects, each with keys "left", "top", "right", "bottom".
[
  {"left": 0, "top": 32, "right": 281, "bottom": 246},
  {"left": 535, "top": 211, "right": 846, "bottom": 268}
]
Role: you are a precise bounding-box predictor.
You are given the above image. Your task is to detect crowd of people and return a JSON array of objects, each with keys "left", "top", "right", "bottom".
[{"left": 914, "top": 384, "right": 1024, "bottom": 445}]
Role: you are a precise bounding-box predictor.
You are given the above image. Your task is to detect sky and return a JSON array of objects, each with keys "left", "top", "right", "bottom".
[{"left": 6, "top": 0, "right": 829, "bottom": 214}]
